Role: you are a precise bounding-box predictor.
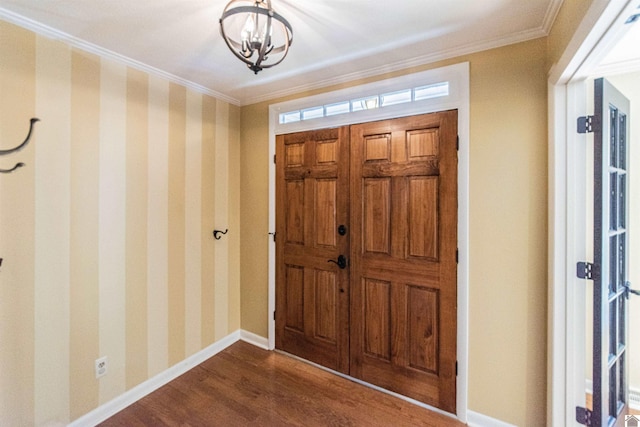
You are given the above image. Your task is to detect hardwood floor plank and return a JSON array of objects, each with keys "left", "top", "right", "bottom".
[{"left": 100, "top": 341, "right": 464, "bottom": 426}]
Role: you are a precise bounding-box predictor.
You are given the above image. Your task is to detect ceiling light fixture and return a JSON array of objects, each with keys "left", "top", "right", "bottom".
[{"left": 219, "top": 0, "right": 293, "bottom": 74}]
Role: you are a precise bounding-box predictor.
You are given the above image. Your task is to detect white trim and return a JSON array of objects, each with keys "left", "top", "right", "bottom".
[
  {"left": 245, "top": 31, "right": 543, "bottom": 106},
  {"left": 0, "top": 1, "right": 564, "bottom": 107},
  {"left": 548, "top": 0, "right": 640, "bottom": 425},
  {"left": 631, "top": 387, "right": 640, "bottom": 410},
  {"left": 243, "top": 0, "right": 564, "bottom": 106},
  {"left": 541, "top": 0, "right": 566, "bottom": 36},
  {"left": 594, "top": 58, "right": 640, "bottom": 77},
  {"left": 0, "top": 5, "right": 553, "bottom": 108},
  {"left": 66, "top": 331, "right": 507, "bottom": 426},
  {"left": 267, "top": 61, "right": 470, "bottom": 423},
  {"left": 240, "top": 329, "right": 270, "bottom": 350},
  {"left": 0, "top": 7, "right": 240, "bottom": 106},
  {"left": 466, "top": 411, "right": 517, "bottom": 427},
  {"left": 547, "top": 82, "right": 568, "bottom": 427},
  {"left": 68, "top": 331, "right": 241, "bottom": 427},
  {"left": 271, "top": 63, "right": 468, "bottom": 136}
]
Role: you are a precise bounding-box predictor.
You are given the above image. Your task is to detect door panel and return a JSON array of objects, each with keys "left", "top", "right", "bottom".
[
  {"left": 275, "top": 127, "right": 350, "bottom": 374},
  {"left": 350, "top": 111, "right": 458, "bottom": 413},
  {"left": 275, "top": 111, "right": 458, "bottom": 414},
  {"left": 591, "top": 78, "right": 631, "bottom": 427}
]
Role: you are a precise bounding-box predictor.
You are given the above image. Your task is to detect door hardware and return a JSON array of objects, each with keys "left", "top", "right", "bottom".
[
  {"left": 213, "top": 229, "right": 228, "bottom": 240},
  {"left": 327, "top": 255, "right": 347, "bottom": 269},
  {"left": 337, "top": 225, "right": 347, "bottom": 236},
  {"left": 1, "top": 118, "right": 39, "bottom": 174},
  {"left": 624, "top": 281, "right": 640, "bottom": 298}
]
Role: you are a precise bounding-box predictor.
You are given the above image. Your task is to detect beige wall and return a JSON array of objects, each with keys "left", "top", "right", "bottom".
[
  {"left": 546, "top": 0, "right": 596, "bottom": 72},
  {"left": 240, "top": 38, "right": 548, "bottom": 426},
  {"left": 0, "top": 0, "right": 602, "bottom": 423},
  {"left": 0, "top": 20, "right": 241, "bottom": 425}
]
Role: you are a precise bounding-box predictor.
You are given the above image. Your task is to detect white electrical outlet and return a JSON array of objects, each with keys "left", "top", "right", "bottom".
[{"left": 95, "top": 356, "right": 108, "bottom": 379}]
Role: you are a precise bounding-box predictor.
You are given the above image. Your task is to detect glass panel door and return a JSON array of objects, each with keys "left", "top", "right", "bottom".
[{"left": 592, "top": 78, "right": 631, "bottom": 427}]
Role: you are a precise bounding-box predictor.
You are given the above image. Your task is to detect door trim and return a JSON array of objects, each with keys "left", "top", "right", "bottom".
[
  {"left": 548, "top": 1, "right": 640, "bottom": 425},
  {"left": 267, "top": 62, "right": 469, "bottom": 421}
]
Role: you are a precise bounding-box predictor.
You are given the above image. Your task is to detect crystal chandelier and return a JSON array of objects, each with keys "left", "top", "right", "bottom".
[{"left": 219, "top": 0, "right": 293, "bottom": 74}]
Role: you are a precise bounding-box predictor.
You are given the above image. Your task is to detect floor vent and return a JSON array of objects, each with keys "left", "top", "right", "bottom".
[{"left": 630, "top": 388, "right": 640, "bottom": 410}]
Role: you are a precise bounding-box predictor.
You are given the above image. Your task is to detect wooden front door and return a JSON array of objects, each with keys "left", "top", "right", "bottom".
[
  {"left": 275, "top": 127, "right": 351, "bottom": 373},
  {"left": 275, "top": 111, "right": 458, "bottom": 413},
  {"left": 349, "top": 111, "right": 457, "bottom": 413}
]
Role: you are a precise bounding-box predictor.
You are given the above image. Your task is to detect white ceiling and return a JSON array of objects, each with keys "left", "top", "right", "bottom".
[{"left": 0, "top": 0, "right": 637, "bottom": 105}]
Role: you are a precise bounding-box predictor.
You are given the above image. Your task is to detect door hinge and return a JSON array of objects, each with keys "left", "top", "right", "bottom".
[
  {"left": 576, "top": 406, "right": 592, "bottom": 426},
  {"left": 273, "top": 311, "right": 276, "bottom": 320},
  {"left": 456, "top": 135, "right": 459, "bottom": 151},
  {"left": 269, "top": 232, "right": 277, "bottom": 242},
  {"left": 456, "top": 249, "right": 459, "bottom": 264},
  {"left": 577, "top": 115, "right": 597, "bottom": 134},
  {"left": 273, "top": 154, "right": 276, "bottom": 164},
  {"left": 455, "top": 361, "right": 458, "bottom": 376},
  {"left": 577, "top": 262, "right": 597, "bottom": 280}
]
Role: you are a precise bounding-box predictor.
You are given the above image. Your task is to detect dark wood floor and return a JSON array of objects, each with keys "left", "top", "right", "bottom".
[{"left": 100, "top": 341, "right": 465, "bottom": 426}]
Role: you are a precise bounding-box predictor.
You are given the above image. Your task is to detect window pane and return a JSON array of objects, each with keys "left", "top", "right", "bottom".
[
  {"left": 281, "top": 111, "right": 301, "bottom": 124},
  {"left": 609, "top": 364, "right": 617, "bottom": 417},
  {"left": 609, "top": 299, "right": 617, "bottom": 359},
  {"left": 619, "top": 355, "right": 626, "bottom": 407},
  {"left": 351, "top": 96, "right": 379, "bottom": 111},
  {"left": 380, "top": 90, "right": 412, "bottom": 107},
  {"left": 610, "top": 235, "right": 617, "bottom": 295},
  {"left": 610, "top": 107, "right": 617, "bottom": 168},
  {"left": 301, "top": 106, "right": 324, "bottom": 120},
  {"left": 619, "top": 234, "right": 625, "bottom": 292},
  {"left": 414, "top": 82, "right": 449, "bottom": 101},
  {"left": 325, "top": 101, "right": 350, "bottom": 116},
  {"left": 619, "top": 174, "right": 626, "bottom": 229},
  {"left": 610, "top": 172, "right": 617, "bottom": 231},
  {"left": 619, "top": 296, "right": 625, "bottom": 347},
  {"left": 620, "top": 114, "right": 627, "bottom": 170}
]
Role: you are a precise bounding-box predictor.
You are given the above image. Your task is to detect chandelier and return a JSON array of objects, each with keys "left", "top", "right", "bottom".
[{"left": 219, "top": 0, "right": 293, "bottom": 74}]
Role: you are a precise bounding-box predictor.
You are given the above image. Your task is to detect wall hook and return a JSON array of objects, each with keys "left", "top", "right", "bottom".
[
  {"left": 213, "top": 229, "right": 228, "bottom": 240},
  {"left": 1, "top": 118, "right": 39, "bottom": 174},
  {"left": 0, "top": 162, "right": 25, "bottom": 174},
  {"left": 0, "top": 118, "right": 40, "bottom": 156}
]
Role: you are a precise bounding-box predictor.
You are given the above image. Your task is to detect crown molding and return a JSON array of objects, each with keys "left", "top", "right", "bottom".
[
  {"left": 1, "top": 4, "right": 559, "bottom": 108},
  {"left": 0, "top": 7, "right": 241, "bottom": 106},
  {"left": 240, "top": 27, "right": 547, "bottom": 106},
  {"left": 542, "top": 0, "right": 565, "bottom": 34},
  {"left": 594, "top": 57, "right": 640, "bottom": 76}
]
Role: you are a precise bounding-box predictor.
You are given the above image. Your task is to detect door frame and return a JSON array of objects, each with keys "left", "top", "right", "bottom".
[
  {"left": 267, "top": 62, "right": 470, "bottom": 421},
  {"left": 548, "top": 0, "right": 639, "bottom": 425}
]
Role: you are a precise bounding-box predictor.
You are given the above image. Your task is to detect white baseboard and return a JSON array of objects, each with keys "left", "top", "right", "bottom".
[
  {"left": 240, "top": 329, "right": 269, "bottom": 349},
  {"left": 68, "top": 332, "right": 511, "bottom": 427},
  {"left": 630, "top": 387, "right": 640, "bottom": 410},
  {"left": 68, "top": 330, "right": 242, "bottom": 427},
  {"left": 586, "top": 379, "right": 640, "bottom": 410},
  {"left": 467, "top": 410, "right": 516, "bottom": 427}
]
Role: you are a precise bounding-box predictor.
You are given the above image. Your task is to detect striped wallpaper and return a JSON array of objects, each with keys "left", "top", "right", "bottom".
[{"left": 0, "top": 20, "right": 240, "bottom": 425}]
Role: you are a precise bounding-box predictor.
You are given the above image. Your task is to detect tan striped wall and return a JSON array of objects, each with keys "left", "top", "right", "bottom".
[{"left": 0, "top": 20, "right": 240, "bottom": 425}]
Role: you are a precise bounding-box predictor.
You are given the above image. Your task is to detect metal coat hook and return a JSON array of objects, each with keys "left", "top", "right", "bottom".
[
  {"left": 213, "top": 229, "right": 228, "bottom": 240},
  {"left": 0, "top": 162, "right": 25, "bottom": 174},
  {"left": 1, "top": 118, "right": 39, "bottom": 174}
]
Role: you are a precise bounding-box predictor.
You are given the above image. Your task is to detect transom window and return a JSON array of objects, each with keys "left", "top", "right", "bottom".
[{"left": 279, "top": 82, "right": 449, "bottom": 124}]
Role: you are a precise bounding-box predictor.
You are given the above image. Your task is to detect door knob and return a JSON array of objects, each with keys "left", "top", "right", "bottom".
[
  {"left": 328, "top": 255, "right": 347, "bottom": 269},
  {"left": 624, "top": 281, "right": 640, "bottom": 298}
]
